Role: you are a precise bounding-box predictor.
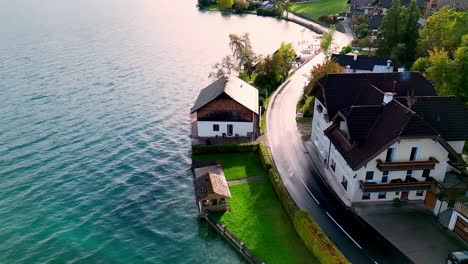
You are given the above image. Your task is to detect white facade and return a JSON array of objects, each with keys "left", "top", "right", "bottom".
[
  {"left": 197, "top": 121, "right": 253, "bottom": 137},
  {"left": 311, "top": 97, "right": 451, "bottom": 203},
  {"left": 448, "top": 140, "right": 465, "bottom": 154}
]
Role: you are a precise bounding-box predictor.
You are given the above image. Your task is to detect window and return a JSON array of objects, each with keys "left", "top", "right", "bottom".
[
  {"left": 382, "top": 171, "right": 389, "bottom": 183},
  {"left": 232, "top": 111, "right": 238, "bottom": 120},
  {"left": 385, "top": 148, "right": 395, "bottom": 162},
  {"left": 416, "top": 190, "right": 424, "bottom": 196},
  {"left": 406, "top": 170, "right": 413, "bottom": 178},
  {"left": 211, "top": 199, "right": 218, "bottom": 205},
  {"left": 378, "top": 192, "right": 386, "bottom": 199},
  {"left": 409, "top": 147, "right": 419, "bottom": 161},
  {"left": 213, "top": 124, "right": 219, "bottom": 131},
  {"left": 395, "top": 192, "right": 400, "bottom": 195},
  {"left": 422, "top": 169, "right": 430, "bottom": 178},
  {"left": 330, "top": 160, "right": 336, "bottom": 172},
  {"left": 317, "top": 104, "right": 323, "bottom": 113},
  {"left": 365, "top": 171, "right": 374, "bottom": 181},
  {"left": 362, "top": 192, "right": 371, "bottom": 200},
  {"left": 341, "top": 176, "right": 348, "bottom": 190}
]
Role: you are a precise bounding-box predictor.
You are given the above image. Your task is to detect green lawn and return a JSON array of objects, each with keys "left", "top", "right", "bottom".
[
  {"left": 290, "top": 0, "right": 347, "bottom": 21},
  {"left": 217, "top": 178, "right": 316, "bottom": 264},
  {"left": 193, "top": 152, "right": 265, "bottom": 180},
  {"left": 261, "top": 94, "right": 272, "bottom": 134}
]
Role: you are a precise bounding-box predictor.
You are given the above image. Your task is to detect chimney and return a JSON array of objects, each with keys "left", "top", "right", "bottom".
[
  {"left": 353, "top": 50, "right": 358, "bottom": 61},
  {"left": 345, "top": 65, "right": 351, "bottom": 73},
  {"left": 398, "top": 67, "right": 405, "bottom": 72},
  {"left": 383, "top": 92, "right": 394, "bottom": 104}
]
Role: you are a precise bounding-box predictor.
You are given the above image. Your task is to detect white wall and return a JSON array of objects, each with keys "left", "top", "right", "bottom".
[
  {"left": 448, "top": 140, "right": 465, "bottom": 154},
  {"left": 449, "top": 210, "right": 468, "bottom": 231},
  {"left": 328, "top": 137, "right": 449, "bottom": 202},
  {"left": 197, "top": 121, "right": 253, "bottom": 137},
  {"left": 311, "top": 98, "right": 332, "bottom": 161}
]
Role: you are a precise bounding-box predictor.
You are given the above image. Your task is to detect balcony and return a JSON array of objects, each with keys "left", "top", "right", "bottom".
[
  {"left": 359, "top": 177, "right": 435, "bottom": 192},
  {"left": 376, "top": 157, "right": 439, "bottom": 171}
]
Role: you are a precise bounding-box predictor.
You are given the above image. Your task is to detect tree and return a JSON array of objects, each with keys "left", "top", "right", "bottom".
[
  {"left": 304, "top": 60, "right": 343, "bottom": 95},
  {"left": 377, "top": 0, "right": 402, "bottom": 57},
  {"left": 400, "top": 0, "right": 420, "bottom": 66},
  {"left": 276, "top": 42, "right": 296, "bottom": 81},
  {"left": 219, "top": 0, "right": 234, "bottom": 9},
  {"left": 339, "top": 45, "right": 353, "bottom": 55},
  {"left": 320, "top": 26, "right": 335, "bottom": 59},
  {"left": 229, "top": 33, "right": 255, "bottom": 77},
  {"left": 417, "top": 7, "right": 468, "bottom": 58},
  {"left": 209, "top": 56, "right": 235, "bottom": 79}
]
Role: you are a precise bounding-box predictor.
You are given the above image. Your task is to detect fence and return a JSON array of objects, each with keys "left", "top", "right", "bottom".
[{"left": 204, "top": 213, "right": 264, "bottom": 264}]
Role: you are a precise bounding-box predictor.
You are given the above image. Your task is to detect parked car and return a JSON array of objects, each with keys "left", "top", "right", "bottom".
[
  {"left": 448, "top": 251, "right": 468, "bottom": 264},
  {"left": 337, "top": 16, "right": 345, "bottom": 21}
]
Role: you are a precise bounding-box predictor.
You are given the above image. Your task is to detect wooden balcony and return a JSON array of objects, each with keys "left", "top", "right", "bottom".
[
  {"left": 376, "top": 157, "right": 439, "bottom": 171},
  {"left": 359, "top": 177, "right": 434, "bottom": 192}
]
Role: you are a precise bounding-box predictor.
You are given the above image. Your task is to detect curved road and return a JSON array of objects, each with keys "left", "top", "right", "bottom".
[{"left": 265, "top": 22, "right": 411, "bottom": 263}]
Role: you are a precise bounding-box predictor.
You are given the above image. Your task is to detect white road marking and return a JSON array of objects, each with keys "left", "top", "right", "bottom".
[
  {"left": 299, "top": 177, "right": 320, "bottom": 205},
  {"left": 325, "top": 211, "right": 363, "bottom": 249}
]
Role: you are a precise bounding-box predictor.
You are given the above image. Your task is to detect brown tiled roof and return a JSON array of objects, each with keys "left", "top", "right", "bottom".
[{"left": 194, "top": 166, "right": 231, "bottom": 201}]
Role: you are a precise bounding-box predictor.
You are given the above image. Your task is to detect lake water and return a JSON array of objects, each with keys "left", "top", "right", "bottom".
[{"left": 0, "top": 0, "right": 316, "bottom": 263}]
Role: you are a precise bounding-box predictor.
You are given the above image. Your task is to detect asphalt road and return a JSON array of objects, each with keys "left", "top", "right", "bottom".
[{"left": 265, "top": 28, "right": 412, "bottom": 263}]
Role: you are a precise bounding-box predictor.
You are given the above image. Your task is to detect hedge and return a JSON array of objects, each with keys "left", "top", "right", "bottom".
[
  {"left": 192, "top": 143, "right": 258, "bottom": 155},
  {"left": 260, "top": 143, "right": 349, "bottom": 264},
  {"left": 258, "top": 142, "right": 273, "bottom": 172},
  {"left": 294, "top": 211, "right": 348, "bottom": 264}
]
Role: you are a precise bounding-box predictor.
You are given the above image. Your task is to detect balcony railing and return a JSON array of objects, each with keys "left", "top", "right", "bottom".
[
  {"left": 376, "top": 157, "right": 439, "bottom": 171},
  {"left": 359, "top": 177, "right": 434, "bottom": 192}
]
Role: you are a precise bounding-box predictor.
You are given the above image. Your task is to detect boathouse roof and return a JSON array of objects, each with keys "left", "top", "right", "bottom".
[{"left": 194, "top": 165, "right": 231, "bottom": 200}]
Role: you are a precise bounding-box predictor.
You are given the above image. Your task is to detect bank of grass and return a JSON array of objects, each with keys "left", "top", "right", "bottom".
[
  {"left": 203, "top": 4, "right": 223, "bottom": 11},
  {"left": 217, "top": 178, "right": 317, "bottom": 264},
  {"left": 296, "top": 117, "right": 313, "bottom": 124},
  {"left": 290, "top": 0, "right": 347, "bottom": 21},
  {"left": 192, "top": 152, "right": 264, "bottom": 180},
  {"left": 260, "top": 94, "right": 272, "bottom": 134},
  {"left": 297, "top": 95, "right": 315, "bottom": 117}
]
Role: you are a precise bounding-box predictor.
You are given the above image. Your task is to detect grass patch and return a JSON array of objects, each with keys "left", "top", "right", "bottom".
[
  {"left": 260, "top": 94, "right": 272, "bottom": 135},
  {"left": 296, "top": 117, "right": 313, "bottom": 124},
  {"left": 193, "top": 152, "right": 264, "bottom": 180},
  {"left": 217, "top": 178, "right": 316, "bottom": 264},
  {"left": 290, "top": 0, "right": 347, "bottom": 21},
  {"left": 203, "top": 4, "right": 223, "bottom": 11},
  {"left": 297, "top": 95, "right": 315, "bottom": 117}
]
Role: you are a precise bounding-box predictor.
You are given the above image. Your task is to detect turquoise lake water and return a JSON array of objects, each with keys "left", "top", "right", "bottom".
[{"left": 0, "top": 0, "right": 316, "bottom": 263}]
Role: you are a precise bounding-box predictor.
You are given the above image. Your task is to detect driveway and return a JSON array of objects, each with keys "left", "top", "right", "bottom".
[{"left": 355, "top": 202, "right": 468, "bottom": 264}]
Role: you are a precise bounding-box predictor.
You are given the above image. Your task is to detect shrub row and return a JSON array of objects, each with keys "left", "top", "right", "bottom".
[
  {"left": 256, "top": 7, "right": 281, "bottom": 17},
  {"left": 259, "top": 142, "right": 349, "bottom": 264},
  {"left": 258, "top": 142, "right": 273, "bottom": 172},
  {"left": 192, "top": 143, "right": 258, "bottom": 155}
]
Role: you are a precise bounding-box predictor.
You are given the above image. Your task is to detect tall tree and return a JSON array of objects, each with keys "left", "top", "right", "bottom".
[
  {"left": 320, "top": 26, "right": 335, "bottom": 59},
  {"left": 209, "top": 56, "right": 235, "bottom": 79},
  {"left": 417, "top": 7, "right": 468, "bottom": 58},
  {"left": 400, "top": 0, "right": 420, "bottom": 66},
  {"left": 377, "top": 0, "right": 402, "bottom": 57},
  {"left": 304, "top": 60, "right": 343, "bottom": 95},
  {"left": 229, "top": 33, "right": 255, "bottom": 77}
]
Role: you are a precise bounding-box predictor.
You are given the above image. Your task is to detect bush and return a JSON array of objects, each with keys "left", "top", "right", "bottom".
[
  {"left": 293, "top": 211, "right": 349, "bottom": 264},
  {"left": 198, "top": 0, "right": 217, "bottom": 8},
  {"left": 258, "top": 142, "right": 273, "bottom": 171},
  {"left": 318, "top": 15, "right": 337, "bottom": 24},
  {"left": 192, "top": 143, "right": 258, "bottom": 155},
  {"left": 339, "top": 45, "right": 353, "bottom": 55},
  {"left": 257, "top": 7, "right": 281, "bottom": 17},
  {"left": 232, "top": 0, "right": 249, "bottom": 13}
]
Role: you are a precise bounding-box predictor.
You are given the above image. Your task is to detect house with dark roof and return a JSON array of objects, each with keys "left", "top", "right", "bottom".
[
  {"left": 191, "top": 76, "right": 259, "bottom": 140},
  {"left": 310, "top": 72, "right": 468, "bottom": 203},
  {"left": 347, "top": 0, "right": 376, "bottom": 16},
  {"left": 331, "top": 52, "right": 394, "bottom": 73},
  {"left": 378, "top": 0, "right": 426, "bottom": 10}
]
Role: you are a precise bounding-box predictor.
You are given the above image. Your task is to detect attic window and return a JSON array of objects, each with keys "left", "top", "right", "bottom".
[{"left": 316, "top": 104, "right": 323, "bottom": 113}]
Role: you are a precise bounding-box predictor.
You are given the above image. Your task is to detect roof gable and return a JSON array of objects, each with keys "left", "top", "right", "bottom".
[{"left": 191, "top": 76, "right": 259, "bottom": 114}]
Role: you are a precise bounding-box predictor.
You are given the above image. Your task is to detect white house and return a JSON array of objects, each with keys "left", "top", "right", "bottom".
[
  {"left": 310, "top": 72, "right": 468, "bottom": 203},
  {"left": 191, "top": 76, "right": 259, "bottom": 139}
]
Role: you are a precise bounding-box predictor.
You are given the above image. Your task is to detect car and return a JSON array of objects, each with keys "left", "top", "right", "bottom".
[
  {"left": 448, "top": 251, "right": 468, "bottom": 264},
  {"left": 337, "top": 16, "right": 345, "bottom": 21}
]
